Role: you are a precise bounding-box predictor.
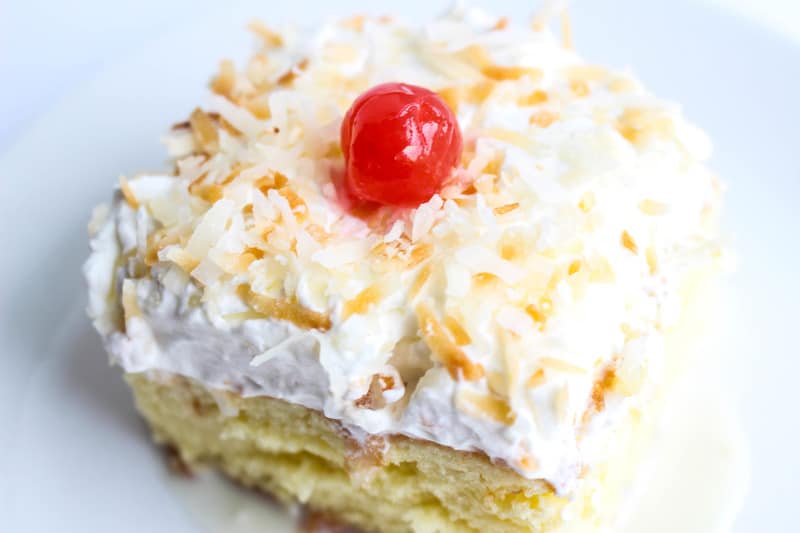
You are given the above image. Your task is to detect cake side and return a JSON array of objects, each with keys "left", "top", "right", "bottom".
[
  {"left": 125, "top": 373, "right": 623, "bottom": 533},
  {"left": 123, "top": 260, "right": 718, "bottom": 533},
  {"left": 84, "top": 5, "right": 724, "bottom": 501}
]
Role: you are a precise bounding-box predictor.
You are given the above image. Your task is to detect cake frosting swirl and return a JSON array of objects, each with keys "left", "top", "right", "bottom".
[{"left": 85, "top": 6, "right": 722, "bottom": 494}]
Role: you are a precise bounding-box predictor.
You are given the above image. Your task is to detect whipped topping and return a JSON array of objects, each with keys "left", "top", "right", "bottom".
[{"left": 85, "top": 6, "right": 722, "bottom": 494}]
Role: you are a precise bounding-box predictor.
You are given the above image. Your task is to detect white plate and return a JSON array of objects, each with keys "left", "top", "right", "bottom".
[{"left": 1, "top": 0, "right": 797, "bottom": 531}]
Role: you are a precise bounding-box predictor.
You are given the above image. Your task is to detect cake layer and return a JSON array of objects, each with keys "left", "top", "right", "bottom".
[
  {"left": 85, "top": 6, "right": 723, "bottom": 493},
  {"left": 127, "top": 373, "right": 648, "bottom": 533}
]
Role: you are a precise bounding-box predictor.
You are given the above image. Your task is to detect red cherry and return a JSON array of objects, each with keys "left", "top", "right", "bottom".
[{"left": 341, "top": 82, "right": 463, "bottom": 207}]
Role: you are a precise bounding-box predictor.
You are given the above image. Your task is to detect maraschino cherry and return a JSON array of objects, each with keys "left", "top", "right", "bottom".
[{"left": 341, "top": 82, "right": 463, "bottom": 207}]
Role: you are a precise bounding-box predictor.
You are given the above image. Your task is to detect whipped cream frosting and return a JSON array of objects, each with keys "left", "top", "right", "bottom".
[{"left": 85, "top": 6, "right": 722, "bottom": 494}]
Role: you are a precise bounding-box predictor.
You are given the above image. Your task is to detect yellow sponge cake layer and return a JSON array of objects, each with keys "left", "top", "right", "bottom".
[{"left": 127, "top": 373, "right": 651, "bottom": 532}]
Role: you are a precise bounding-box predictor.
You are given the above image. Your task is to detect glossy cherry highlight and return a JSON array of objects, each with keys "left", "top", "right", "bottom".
[{"left": 340, "top": 82, "right": 463, "bottom": 207}]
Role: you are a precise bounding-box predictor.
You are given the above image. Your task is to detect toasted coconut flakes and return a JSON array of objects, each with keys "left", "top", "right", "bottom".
[
  {"left": 278, "top": 58, "right": 309, "bottom": 85},
  {"left": 171, "top": 120, "right": 191, "bottom": 131},
  {"left": 486, "top": 370, "right": 509, "bottom": 398},
  {"left": 621, "top": 230, "right": 639, "bottom": 254},
  {"left": 616, "top": 108, "right": 675, "bottom": 144},
  {"left": 457, "top": 246, "right": 525, "bottom": 284},
  {"left": 529, "top": 110, "right": 558, "bottom": 128},
  {"left": 189, "top": 183, "right": 224, "bottom": 204},
  {"left": 457, "top": 44, "right": 492, "bottom": 68},
  {"left": 569, "top": 79, "right": 590, "bottom": 98},
  {"left": 243, "top": 96, "right": 271, "bottom": 120},
  {"left": 473, "top": 272, "right": 500, "bottom": 287},
  {"left": 555, "top": 384, "right": 569, "bottom": 420},
  {"left": 416, "top": 303, "right": 484, "bottom": 381},
  {"left": 211, "top": 59, "right": 236, "bottom": 99},
  {"left": 412, "top": 195, "right": 443, "bottom": 241},
  {"left": 497, "top": 305, "right": 535, "bottom": 336},
  {"left": 519, "top": 89, "right": 549, "bottom": 106},
  {"left": 306, "top": 224, "right": 331, "bottom": 244},
  {"left": 238, "top": 284, "right": 331, "bottom": 331},
  {"left": 484, "top": 128, "right": 535, "bottom": 152},
  {"left": 119, "top": 177, "right": 139, "bottom": 209},
  {"left": 621, "top": 323, "right": 642, "bottom": 340},
  {"left": 342, "top": 284, "right": 383, "bottom": 319},
  {"left": 474, "top": 174, "right": 496, "bottom": 195},
  {"left": 278, "top": 187, "right": 308, "bottom": 220},
  {"left": 189, "top": 108, "right": 220, "bottom": 153},
  {"left": 578, "top": 191, "right": 596, "bottom": 213},
  {"left": 482, "top": 65, "right": 543, "bottom": 82},
  {"left": 144, "top": 230, "right": 181, "bottom": 266},
  {"left": 165, "top": 248, "right": 200, "bottom": 273},
  {"left": 443, "top": 315, "right": 471, "bottom": 346},
  {"left": 245, "top": 53, "right": 270, "bottom": 88},
  {"left": 468, "top": 80, "right": 497, "bottom": 103},
  {"left": 638, "top": 199, "right": 669, "bottom": 215},
  {"left": 608, "top": 77, "right": 636, "bottom": 93},
  {"left": 383, "top": 220, "right": 404, "bottom": 243},
  {"left": 121, "top": 279, "right": 142, "bottom": 321},
  {"left": 221, "top": 163, "right": 243, "bottom": 185},
  {"left": 407, "top": 243, "right": 433, "bottom": 268},
  {"left": 186, "top": 198, "right": 235, "bottom": 258},
  {"left": 341, "top": 14, "right": 366, "bottom": 32},
  {"left": 540, "top": 356, "right": 587, "bottom": 374},
  {"left": 243, "top": 246, "right": 265, "bottom": 259},
  {"left": 493, "top": 202, "right": 519, "bottom": 215},
  {"left": 255, "top": 171, "right": 288, "bottom": 194},
  {"left": 209, "top": 95, "right": 265, "bottom": 138},
  {"left": 223, "top": 310, "right": 269, "bottom": 321},
  {"left": 517, "top": 455, "right": 539, "bottom": 471},
  {"left": 188, "top": 171, "right": 208, "bottom": 192},
  {"left": 526, "top": 368, "right": 547, "bottom": 388},
  {"left": 589, "top": 255, "right": 615, "bottom": 283},
  {"left": 501, "top": 236, "right": 525, "bottom": 259},
  {"left": 436, "top": 87, "right": 462, "bottom": 113},
  {"left": 191, "top": 258, "right": 223, "bottom": 286},
  {"left": 409, "top": 264, "right": 432, "bottom": 301},
  {"left": 354, "top": 374, "right": 386, "bottom": 410},
  {"left": 585, "top": 365, "right": 619, "bottom": 420},
  {"left": 492, "top": 16, "right": 509, "bottom": 31},
  {"left": 560, "top": 9, "right": 573, "bottom": 49},
  {"left": 248, "top": 20, "right": 284, "bottom": 47},
  {"left": 456, "top": 389, "right": 515, "bottom": 425},
  {"left": 220, "top": 252, "right": 258, "bottom": 274},
  {"left": 646, "top": 246, "right": 658, "bottom": 274}
]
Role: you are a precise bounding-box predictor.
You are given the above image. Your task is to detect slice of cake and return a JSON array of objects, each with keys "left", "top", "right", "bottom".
[{"left": 84, "top": 6, "right": 723, "bottom": 532}]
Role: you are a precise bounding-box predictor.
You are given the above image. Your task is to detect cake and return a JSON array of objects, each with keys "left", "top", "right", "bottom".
[{"left": 84, "top": 6, "right": 723, "bottom": 532}]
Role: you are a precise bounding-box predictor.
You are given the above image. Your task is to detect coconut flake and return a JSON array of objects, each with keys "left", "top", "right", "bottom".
[
  {"left": 311, "top": 241, "right": 365, "bottom": 268},
  {"left": 496, "top": 305, "right": 535, "bottom": 335},
  {"left": 383, "top": 220, "right": 405, "bottom": 243},
  {"left": 455, "top": 245, "right": 525, "bottom": 284},
  {"left": 186, "top": 199, "right": 235, "bottom": 258},
  {"left": 209, "top": 94, "right": 267, "bottom": 138},
  {"left": 412, "top": 195, "right": 443, "bottom": 242}
]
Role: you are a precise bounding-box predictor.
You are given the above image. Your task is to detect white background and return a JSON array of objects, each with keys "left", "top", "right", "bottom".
[{"left": 1, "top": 0, "right": 800, "bottom": 151}]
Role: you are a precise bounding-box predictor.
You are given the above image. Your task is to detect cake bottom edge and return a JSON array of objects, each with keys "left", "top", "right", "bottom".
[{"left": 125, "top": 372, "right": 629, "bottom": 533}]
